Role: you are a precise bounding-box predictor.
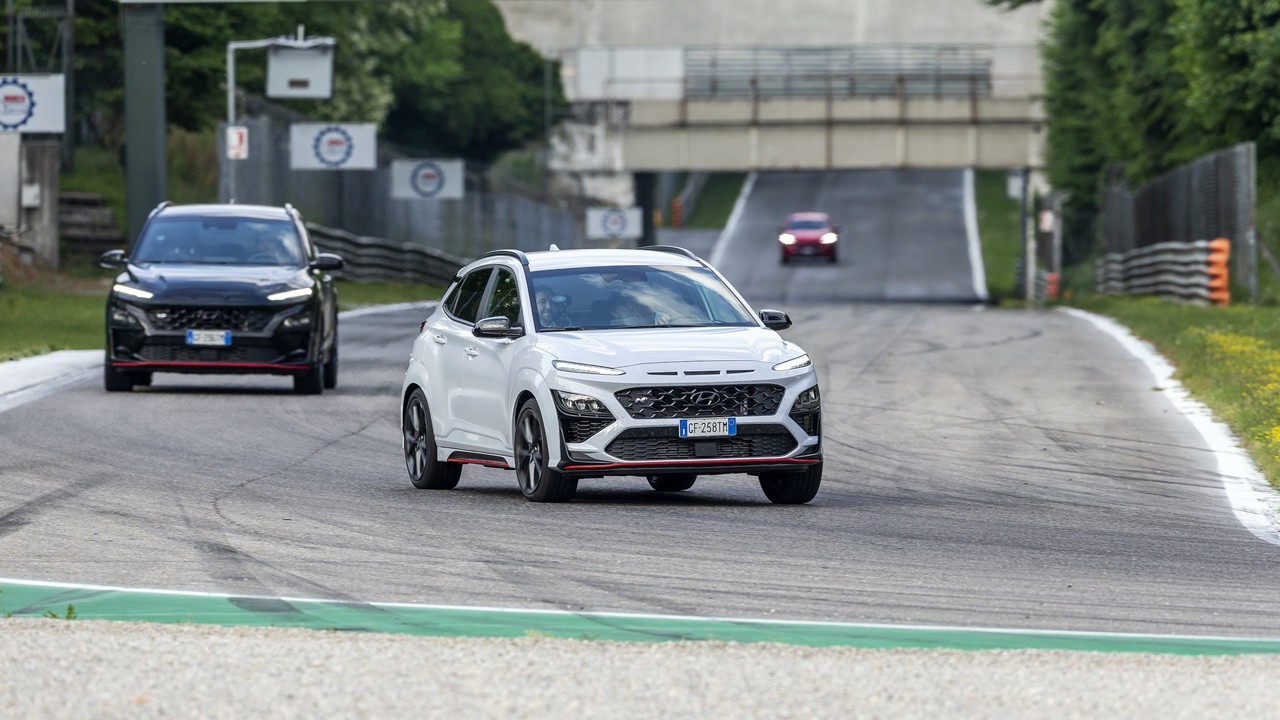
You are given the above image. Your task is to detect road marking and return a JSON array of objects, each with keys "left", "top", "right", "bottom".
[
  {"left": 1062, "top": 307, "right": 1280, "bottom": 545},
  {"left": 963, "top": 168, "right": 989, "bottom": 302},
  {"left": 708, "top": 172, "right": 757, "bottom": 269},
  {"left": 2, "top": 576, "right": 1279, "bottom": 654}
]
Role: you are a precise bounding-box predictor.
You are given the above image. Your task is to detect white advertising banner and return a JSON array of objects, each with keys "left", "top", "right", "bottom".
[
  {"left": 289, "top": 123, "right": 377, "bottom": 170},
  {"left": 391, "top": 159, "right": 465, "bottom": 200},
  {"left": 586, "top": 207, "right": 643, "bottom": 241},
  {"left": 0, "top": 75, "right": 65, "bottom": 134}
]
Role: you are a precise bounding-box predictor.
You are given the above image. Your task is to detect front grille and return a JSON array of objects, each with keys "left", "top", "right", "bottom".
[
  {"left": 559, "top": 415, "right": 614, "bottom": 443},
  {"left": 614, "top": 384, "right": 784, "bottom": 419},
  {"left": 147, "top": 307, "right": 276, "bottom": 332},
  {"left": 605, "top": 424, "right": 797, "bottom": 461},
  {"left": 136, "top": 345, "right": 284, "bottom": 364}
]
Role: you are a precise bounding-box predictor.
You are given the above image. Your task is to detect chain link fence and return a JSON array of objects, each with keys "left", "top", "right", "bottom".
[
  {"left": 1100, "top": 142, "right": 1257, "bottom": 300},
  {"left": 217, "top": 98, "right": 604, "bottom": 263}
]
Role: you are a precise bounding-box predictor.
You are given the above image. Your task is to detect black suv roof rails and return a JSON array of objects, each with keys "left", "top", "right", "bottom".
[
  {"left": 640, "top": 245, "right": 707, "bottom": 265},
  {"left": 146, "top": 201, "right": 174, "bottom": 220},
  {"left": 480, "top": 249, "right": 530, "bottom": 268}
]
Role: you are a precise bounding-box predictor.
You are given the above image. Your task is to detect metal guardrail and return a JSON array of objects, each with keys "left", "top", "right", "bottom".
[
  {"left": 1095, "top": 239, "right": 1231, "bottom": 306},
  {"left": 308, "top": 224, "right": 466, "bottom": 286}
]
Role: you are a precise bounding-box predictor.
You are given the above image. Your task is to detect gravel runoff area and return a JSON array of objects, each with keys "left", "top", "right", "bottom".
[{"left": 4, "top": 619, "right": 1280, "bottom": 719}]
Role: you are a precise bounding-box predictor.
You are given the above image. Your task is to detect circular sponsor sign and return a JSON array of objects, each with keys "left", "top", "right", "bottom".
[
  {"left": 409, "top": 161, "right": 446, "bottom": 198},
  {"left": 601, "top": 209, "right": 629, "bottom": 238},
  {"left": 312, "top": 125, "right": 354, "bottom": 168},
  {"left": 0, "top": 78, "right": 36, "bottom": 131}
]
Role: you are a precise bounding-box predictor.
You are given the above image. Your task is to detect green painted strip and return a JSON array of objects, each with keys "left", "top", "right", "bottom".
[{"left": 4, "top": 580, "right": 1280, "bottom": 655}]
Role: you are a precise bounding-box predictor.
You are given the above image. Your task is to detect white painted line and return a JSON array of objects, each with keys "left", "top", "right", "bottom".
[
  {"left": 1061, "top": 307, "right": 1280, "bottom": 546},
  {"left": 708, "top": 171, "right": 757, "bottom": 269},
  {"left": 0, "top": 350, "right": 101, "bottom": 415},
  {"left": 963, "top": 168, "right": 990, "bottom": 302},
  {"left": 3, "top": 575, "right": 1279, "bottom": 643}
]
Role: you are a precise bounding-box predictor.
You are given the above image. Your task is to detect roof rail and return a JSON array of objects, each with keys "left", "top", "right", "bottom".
[
  {"left": 641, "top": 245, "right": 706, "bottom": 265},
  {"left": 146, "top": 200, "right": 174, "bottom": 220},
  {"left": 480, "top": 249, "right": 530, "bottom": 268}
]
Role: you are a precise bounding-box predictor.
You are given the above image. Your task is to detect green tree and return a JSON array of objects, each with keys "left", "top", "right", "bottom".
[
  {"left": 1172, "top": 0, "right": 1280, "bottom": 155},
  {"left": 382, "top": 0, "right": 567, "bottom": 161}
]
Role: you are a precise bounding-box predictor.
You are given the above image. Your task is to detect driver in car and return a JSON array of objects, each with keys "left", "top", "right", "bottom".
[{"left": 535, "top": 288, "right": 572, "bottom": 327}]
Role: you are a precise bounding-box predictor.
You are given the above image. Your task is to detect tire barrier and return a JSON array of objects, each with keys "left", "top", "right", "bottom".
[
  {"left": 1095, "top": 238, "right": 1231, "bottom": 306},
  {"left": 308, "top": 224, "right": 466, "bottom": 286}
]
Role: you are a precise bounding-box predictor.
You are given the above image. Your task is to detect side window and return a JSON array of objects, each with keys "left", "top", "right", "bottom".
[
  {"left": 447, "top": 268, "right": 492, "bottom": 323},
  {"left": 483, "top": 269, "right": 522, "bottom": 326}
]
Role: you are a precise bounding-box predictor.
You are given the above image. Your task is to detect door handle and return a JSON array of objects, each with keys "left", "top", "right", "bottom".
[
  {"left": 432, "top": 334, "right": 447, "bottom": 345},
  {"left": 465, "top": 347, "right": 479, "bottom": 357}
]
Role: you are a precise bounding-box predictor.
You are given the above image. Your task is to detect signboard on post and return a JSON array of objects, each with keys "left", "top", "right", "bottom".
[
  {"left": 586, "top": 207, "right": 643, "bottom": 241},
  {"left": 289, "top": 123, "right": 376, "bottom": 170},
  {"left": 0, "top": 75, "right": 65, "bottom": 134},
  {"left": 226, "top": 125, "right": 248, "bottom": 160},
  {"left": 391, "top": 159, "right": 465, "bottom": 200}
]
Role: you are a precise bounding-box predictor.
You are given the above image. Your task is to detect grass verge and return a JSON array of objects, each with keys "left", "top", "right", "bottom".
[
  {"left": 336, "top": 280, "right": 445, "bottom": 309},
  {"left": 974, "top": 169, "right": 1024, "bottom": 303},
  {"left": 0, "top": 283, "right": 106, "bottom": 362},
  {"left": 1072, "top": 295, "right": 1280, "bottom": 489},
  {"left": 683, "top": 173, "right": 746, "bottom": 229}
]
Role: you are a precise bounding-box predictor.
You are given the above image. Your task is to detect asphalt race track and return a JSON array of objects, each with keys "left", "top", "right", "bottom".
[{"left": 2, "top": 170, "right": 1279, "bottom": 643}]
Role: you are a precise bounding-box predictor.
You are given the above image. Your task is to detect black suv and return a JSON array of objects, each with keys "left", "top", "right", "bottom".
[{"left": 100, "top": 202, "right": 344, "bottom": 394}]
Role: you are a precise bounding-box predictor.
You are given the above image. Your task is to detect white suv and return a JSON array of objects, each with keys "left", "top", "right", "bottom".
[{"left": 400, "top": 246, "right": 823, "bottom": 503}]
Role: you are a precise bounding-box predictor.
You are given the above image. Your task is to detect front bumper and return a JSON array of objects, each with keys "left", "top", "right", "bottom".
[
  {"left": 781, "top": 241, "right": 836, "bottom": 260},
  {"left": 547, "top": 363, "right": 822, "bottom": 478},
  {"left": 106, "top": 299, "right": 318, "bottom": 375}
]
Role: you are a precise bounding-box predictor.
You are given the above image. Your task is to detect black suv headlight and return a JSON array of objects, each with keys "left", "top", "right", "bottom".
[
  {"left": 791, "top": 385, "right": 821, "bottom": 413},
  {"left": 109, "top": 304, "right": 143, "bottom": 328},
  {"left": 279, "top": 306, "right": 313, "bottom": 329}
]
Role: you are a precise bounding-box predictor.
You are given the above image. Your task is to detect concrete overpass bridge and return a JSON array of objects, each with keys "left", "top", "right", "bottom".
[{"left": 551, "top": 44, "right": 1044, "bottom": 174}]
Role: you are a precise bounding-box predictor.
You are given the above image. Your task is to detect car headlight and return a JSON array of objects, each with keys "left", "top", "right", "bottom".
[
  {"left": 553, "top": 390, "right": 611, "bottom": 416},
  {"left": 778, "top": 233, "right": 797, "bottom": 246},
  {"left": 773, "top": 354, "right": 812, "bottom": 371},
  {"left": 281, "top": 312, "right": 312, "bottom": 329},
  {"left": 792, "top": 385, "right": 821, "bottom": 412},
  {"left": 109, "top": 305, "right": 143, "bottom": 328},
  {"left": 267, "top": 287, "right": 313, "bottom": 302},
  {"left": 552, "top": 360, "right": 625, "bottom": 376},
  {"left": 113, "top": 284, "right": 153, "bottom": 300},
  {"left": 820, "top": 232, "right": 839, "bottom": 244}
]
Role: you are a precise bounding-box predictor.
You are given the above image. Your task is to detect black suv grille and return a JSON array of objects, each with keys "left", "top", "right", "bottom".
[
  {"left": 605, "top": 424, "right": 797, "bottom": 461},
  {"left": 614, "top": 384, "right": 784, "bottom": 419},
  {"left": 136, "top": 345, "right": 284, "bottom": 363},
  {"left": 147, "top": 307, "right": 276, "bottom": 332}
]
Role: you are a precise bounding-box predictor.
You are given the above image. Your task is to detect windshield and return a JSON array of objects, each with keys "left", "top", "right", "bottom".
[
  {"left": 530, "top": 264, "right": 756, "bottom": 331},
  {"left": 131, "top": 217, "right": 306, "bottom": 266},
  {"left": 786, "top": 219, "right": 829, "bottom": 230}
]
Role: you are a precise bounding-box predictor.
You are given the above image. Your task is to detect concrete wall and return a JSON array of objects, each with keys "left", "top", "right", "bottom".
[{"left": 495, "top": 0, "right": 1052, "bottom": 67}]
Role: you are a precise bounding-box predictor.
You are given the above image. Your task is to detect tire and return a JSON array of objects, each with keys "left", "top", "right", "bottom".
[
  {"left": 514, "top": 398, "right": 577, "bottom": 503},
  {"left": 647, "top": 474, "right": 696, "bottom": 492},
  {"left": 293, "top": 362, "right": 324, "bottom": 395},
  {"left": 403, "top": 388, "right": 461, "bottom": 489},
  {"left": 133, "top": 372, "right": 153, "bottom": 387},
  {"left": 103, "top": 364, "right": 134, "bottom": 392},
  {"left": 322, "top": 333, "right": 338, "bottom": 390},
  {"left": 758, "top": 462, "right": 822, "bottom": 504},
  {"left": 827, "top": 253, "right": 838, "bottom": 264}
]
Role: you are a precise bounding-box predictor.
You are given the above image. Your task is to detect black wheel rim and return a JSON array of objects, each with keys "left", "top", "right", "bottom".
[
  {"left": 516, "top": 411, "right": 543, "bottom": 494},
  {"left": 404, "top": 397, "right": 430, "bottom": 481}
]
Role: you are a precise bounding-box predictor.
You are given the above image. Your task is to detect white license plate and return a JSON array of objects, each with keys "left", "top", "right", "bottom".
[
  {"left": 186, "top": 330, "right": 231, "bottom": 346},
  {"left": 679, "top": 418, "right": 736, "bottom": 438}
]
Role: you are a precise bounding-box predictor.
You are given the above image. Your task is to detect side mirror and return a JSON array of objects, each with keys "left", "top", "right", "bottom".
[
  {"left": 99, "top": 249, "right": 127, "bottom": 269},
  {"left": 311, "top": 253, "right": 344, "bottom": 271},
  {"left": 473, "top": 316, "right": 525, "bottom": 339},
  {"left": 759, "top": 309, "right": 792, "bottom": 331}
]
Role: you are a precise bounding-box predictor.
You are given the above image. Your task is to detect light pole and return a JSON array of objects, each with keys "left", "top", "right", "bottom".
[{"left": 225, "top": 25, "right": 334, "bottom": 202}]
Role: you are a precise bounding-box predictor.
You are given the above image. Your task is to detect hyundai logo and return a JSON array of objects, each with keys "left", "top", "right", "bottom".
[{"left": 690, "top": 390, "right": 721, "bottom": 407}]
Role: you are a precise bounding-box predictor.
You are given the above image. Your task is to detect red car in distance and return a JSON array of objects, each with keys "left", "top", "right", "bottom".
[{"left": 778, "top": 212, "right": 839, "bottom": 264}]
